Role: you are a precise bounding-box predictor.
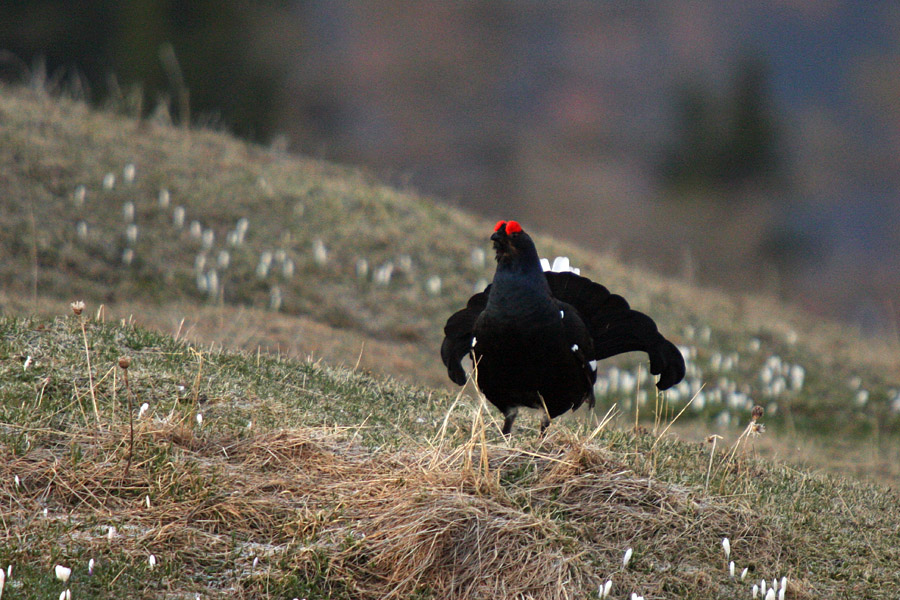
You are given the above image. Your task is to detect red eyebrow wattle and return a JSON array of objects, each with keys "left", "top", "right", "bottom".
[
  {"left": 494, "top": 220, "right": 507, "bottom": 232},
  {"left": 505, "top": 221, "right": 522, "bottom": 234}
]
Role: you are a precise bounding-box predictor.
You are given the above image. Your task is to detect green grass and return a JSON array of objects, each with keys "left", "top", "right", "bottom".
[{"left": 1, "top": 314, "right": 899, "bottom": 599}]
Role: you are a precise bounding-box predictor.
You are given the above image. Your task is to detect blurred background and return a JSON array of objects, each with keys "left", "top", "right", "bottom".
[{"left": 2, "top": 1, "right": 898, "bottom": 333}]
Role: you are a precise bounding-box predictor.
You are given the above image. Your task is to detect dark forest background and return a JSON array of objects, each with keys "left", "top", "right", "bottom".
[{"left": 3, "top": 1, "right": 899, "bottom": 332}]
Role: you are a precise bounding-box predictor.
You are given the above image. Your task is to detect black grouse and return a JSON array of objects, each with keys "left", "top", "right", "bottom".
[{"left": 441, "top": 220, "right": 685, "bottom": 436}]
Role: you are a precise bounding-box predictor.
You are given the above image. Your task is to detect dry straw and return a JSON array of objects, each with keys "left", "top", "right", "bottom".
[
  {"left": 0, "top": 379, "right": 776, "bottom": 599},
  {"left": 1, "top": 415, "right": 776, "bottom": 599}
]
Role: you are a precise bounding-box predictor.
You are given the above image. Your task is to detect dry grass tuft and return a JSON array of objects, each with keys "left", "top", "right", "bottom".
[{"left": 0, "top": 412, "right": 775, "bottom": 599}]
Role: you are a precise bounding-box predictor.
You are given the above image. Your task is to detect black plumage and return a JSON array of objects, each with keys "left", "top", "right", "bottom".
[{"left": 441, "top": 220, "right": 685, "bottom": 436}]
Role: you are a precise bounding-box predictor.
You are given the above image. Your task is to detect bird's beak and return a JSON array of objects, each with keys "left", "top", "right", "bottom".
[{"left": 491, "top": 229, "right": 512, "bottom": 261}]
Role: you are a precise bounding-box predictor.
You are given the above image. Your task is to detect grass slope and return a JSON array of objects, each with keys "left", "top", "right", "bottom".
[
  {"left": 2, "top": 83, "right": 900, "bottom": 487},
  {"left": 1, "top": 314, "right": 899, "bottom": 599},
  {"left": 2, "top": 85, "right": 900, "bottom": 598}
]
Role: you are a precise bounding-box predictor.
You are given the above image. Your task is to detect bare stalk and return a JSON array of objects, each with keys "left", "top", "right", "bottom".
[
  {"left": 29, "top": 200, "right": 38, "bottom": 304},
  {"left": 705, "top": 434, "right": 722, "bottom": 491},
  {"left": 119, "top": 357, "right": 134, "bottom": 476},
  {"left": 71, "top": 301, "right": 100, "bottom": 426},
  {"left": 79, "top": 317, "right": 101, "bottom": 426}
]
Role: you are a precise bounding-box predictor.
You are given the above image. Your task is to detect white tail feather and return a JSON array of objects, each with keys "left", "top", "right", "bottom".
[{"left": 542, "top": 256, "right": 580, "bottom": 275}]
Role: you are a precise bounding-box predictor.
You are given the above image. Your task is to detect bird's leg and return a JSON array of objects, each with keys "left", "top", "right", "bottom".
[
  {"left": 539, "top": 412, "right": 551, "bottom": 437},
  {"left": 501, "top": 406, "right": 518, "bottom": 437},
  {"left": 537, "top": 393, "right": 552, "bottom": 437}
]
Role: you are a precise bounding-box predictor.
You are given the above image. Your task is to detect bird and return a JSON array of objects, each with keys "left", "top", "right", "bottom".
[{"left": 441, "top": 220, "right": 685, "bottom": 436}]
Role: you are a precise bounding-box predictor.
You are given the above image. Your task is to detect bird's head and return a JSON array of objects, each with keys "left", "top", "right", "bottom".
[{"left": 490, "top": 220, "right": 539, "bottom": 269}]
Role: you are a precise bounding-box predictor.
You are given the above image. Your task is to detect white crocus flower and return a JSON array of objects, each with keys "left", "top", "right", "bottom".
[
  {"left": 623, "top": 547, "right": 633, "bottom": 567},
  {"left": 173, "top": 206, "right": 185, "bottom": 229},
  {"left": 425, "top": 275, "right": 442, "bottom": 296},
  {"left": 721, "top": 537, "right": 730, "bottom": 559},
  {"left": 54, "top": 564, "right": 71, "bottom": 583},
  {"left": 312, "top": 239, "right": 327, "bottom": 265}
]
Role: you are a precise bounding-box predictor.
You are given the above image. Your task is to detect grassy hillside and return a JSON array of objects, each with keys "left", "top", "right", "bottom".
[
  {"left": 1, "top": 314, "right": 899, "bottom": 599},
  {"left": 2, "top": 85, "right": 900, "bottom": 598},
  {"left": 3, "top": 83, "right": 900, "bottom": 485}
]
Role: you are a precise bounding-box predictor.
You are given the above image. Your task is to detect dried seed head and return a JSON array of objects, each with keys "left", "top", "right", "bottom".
[
  {"left": 118, "top": 356, "right": 131, "bottom": 370},
  {"left": 70, "top": 301, "right": 85, "bottom": 316},
  {"left": 751, "top": 405, "right": 764, "bottom": 421}
]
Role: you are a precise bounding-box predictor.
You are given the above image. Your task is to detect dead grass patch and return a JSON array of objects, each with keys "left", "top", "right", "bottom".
[{"left": 2, "top": 417, "right": 776, "bottom": 599}]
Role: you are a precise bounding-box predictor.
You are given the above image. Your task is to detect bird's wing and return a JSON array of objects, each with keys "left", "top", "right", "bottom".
[
  {"left": 557, "top": 300, "right": 598, "bottom": 408},
  {"left": 440, "top": 286, "right": 491, "bottom": 385},
  {"left": 545, "top": 272, "right": 685, "bottom": 390}
]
